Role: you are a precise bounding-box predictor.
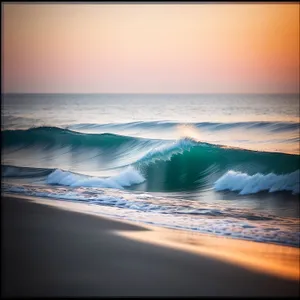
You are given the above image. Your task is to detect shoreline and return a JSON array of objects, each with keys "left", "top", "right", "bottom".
[
  {"left": 4, "top": 192, "right": 299, "bottom": 247},
  {"left": 4, "top": 193, "right": 300, "bottom": 281},
  {"left": 1, "top": 194, "right": 299, "bottom": 297}
]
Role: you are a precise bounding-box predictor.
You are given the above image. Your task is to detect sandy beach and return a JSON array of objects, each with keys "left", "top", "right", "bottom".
[{"left": 1, "top": 195, "right": 299, "bottom": 297}]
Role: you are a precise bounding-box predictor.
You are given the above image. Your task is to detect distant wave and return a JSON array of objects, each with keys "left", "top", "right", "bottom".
[
  {"left": 2, "top": 126, "right": 141, "bottom": 148},
  {"left": 67, "top": 120, "right": 300, "bottom": 133},
  {"left": 5, "top": 120, "right": 298, "bottom": 133}
]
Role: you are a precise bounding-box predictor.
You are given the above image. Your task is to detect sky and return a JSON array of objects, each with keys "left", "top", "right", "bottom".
[{"left": 2, "top": 3, "right": 299, "bottom": 94}]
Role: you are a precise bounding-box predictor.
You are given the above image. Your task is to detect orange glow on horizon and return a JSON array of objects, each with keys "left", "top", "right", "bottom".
[{"left": 3, "top": 3, "right": 299, "bottom": 93}]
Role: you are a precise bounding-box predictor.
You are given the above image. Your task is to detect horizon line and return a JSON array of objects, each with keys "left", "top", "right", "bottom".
[{"left": 2, "top": 92, "right": 300, "bottom": 96}]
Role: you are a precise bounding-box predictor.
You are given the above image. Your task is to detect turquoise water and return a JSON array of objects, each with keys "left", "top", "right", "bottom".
[{"left": 2, "top": 94, "right": 300, "bottom": 247}]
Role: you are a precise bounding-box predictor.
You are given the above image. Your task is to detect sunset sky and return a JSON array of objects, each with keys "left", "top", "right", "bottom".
[{"left": 3, "top": 3, "right": 299, "bottom": 94}]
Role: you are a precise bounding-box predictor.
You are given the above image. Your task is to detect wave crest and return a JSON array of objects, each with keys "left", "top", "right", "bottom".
[{"left": 136, "top": 138, "right": 197, "bottom": 164}]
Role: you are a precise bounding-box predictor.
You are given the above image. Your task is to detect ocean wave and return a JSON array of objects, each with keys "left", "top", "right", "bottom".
[
  {"left": 2, "top": 131, "right": 299, "bottom": 194},
  {"left": 2, "top": 124, "right": 299, "bottom": 194},
  {"left": 132, "top": 140, "right": 299, "bottom": 192},
  {"left": 214, "top": 170, "right": 300, "bottom": 195}
]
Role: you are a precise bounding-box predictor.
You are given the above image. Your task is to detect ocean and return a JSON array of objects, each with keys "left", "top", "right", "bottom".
[{"left": 2, "top": 93, "right": 299, "bottom": 247}]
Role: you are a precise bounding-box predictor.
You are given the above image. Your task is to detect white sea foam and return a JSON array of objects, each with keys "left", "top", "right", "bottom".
[
  {"left": 214, "top": 170, "right": 300, "bottom": 195},
  {"left": 3, "top": 182, "right": 299, "bottom": 247},
  {"left": 46, "top": 166, "right": 145, "bottom": 189}
]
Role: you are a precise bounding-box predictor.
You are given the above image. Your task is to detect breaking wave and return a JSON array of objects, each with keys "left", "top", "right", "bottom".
[{"left": 2, "top": 126, "right": 299, "bottom": 195}]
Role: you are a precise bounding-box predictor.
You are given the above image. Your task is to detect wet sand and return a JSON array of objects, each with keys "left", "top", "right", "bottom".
[{"left": 1, "top": 195, "right": 299, "bottom": 297}]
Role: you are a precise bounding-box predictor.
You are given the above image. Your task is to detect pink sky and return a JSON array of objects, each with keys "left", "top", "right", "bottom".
[{"left": 3, "top": 3, "right": 299, "bottom": 93}]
